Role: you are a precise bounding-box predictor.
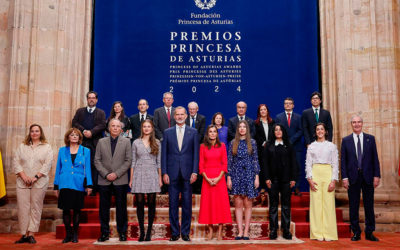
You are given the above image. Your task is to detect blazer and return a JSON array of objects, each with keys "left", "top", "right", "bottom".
[
  {"left": 301, "top": 107, "right": 333, "bottom": 145},
  {"left": 94, "top": 136, "right": 133, "bottom": 185},
  {"left": 153, "top": 106, "right": 176, "bottom": 140},
  {"left": 129, "top": 113, "right": 154, "bottom": 141},
  {"left": 275, "top": 112, "right": 303, "bottom": 152},
  {"left": 72, "top": 107, "right": 106, "bottom": 146},
  {"left": 53, "top": 145, "right": 92, "bottom": 192},
  {"left": 340, "top": 133, "right": 380, "bottom": 185},
  {"left": 262, "top": 142, "right": 298, "bottom": 183},
  {"left": 161, "top": 126, "right": 199, "bottom": 181},
  {"left": 227, "top": 116, "right": 256, "bottom": 142},
  {"left": 254, "top": 119, "right": 275, "bottom": 150},
  {"left": 185, "top": 113, "right": 206, "bottom": 143}
]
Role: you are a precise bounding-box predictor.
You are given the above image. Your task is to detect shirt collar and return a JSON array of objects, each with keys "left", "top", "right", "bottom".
[
  {"left": 139, "top": 112, "right": 147, "bottom": 117},
  {"left": 275, "top": 140, "right": 284, "bottom": 146},
  {"left": 312, "top": 106, "right": 320, "bottom": 111},
  {"left": 87, "top": 106, "right": 96, "bottom": 112},
  {"left": 353, "top": 132, "right": 364, "bottom": 138},
  {"left": 237, "top": 115, "right": 246, "bottom": 120}
]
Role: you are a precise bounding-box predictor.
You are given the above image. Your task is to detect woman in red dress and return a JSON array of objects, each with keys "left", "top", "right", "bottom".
[{"left": 198, "top": 125, "right": 232, "bottom": 240}]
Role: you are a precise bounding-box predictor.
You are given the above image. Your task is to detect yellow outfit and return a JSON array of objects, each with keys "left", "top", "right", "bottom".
[{"left": 309, "top": 163, "right": 338, "bottom": 240}]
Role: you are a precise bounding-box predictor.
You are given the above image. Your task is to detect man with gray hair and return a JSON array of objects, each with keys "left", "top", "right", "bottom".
[
  {"left": 153, "top": 92, "right": 175, "bottom": 140},
  {"left": 228, "top": 101, "right": 256, "bottom": 141},
  {"left": 95, "top": 119, "right": 132, "bottom": 242},
  {"left": 340, "top": 114, "right": 380, "bottom": 242}
]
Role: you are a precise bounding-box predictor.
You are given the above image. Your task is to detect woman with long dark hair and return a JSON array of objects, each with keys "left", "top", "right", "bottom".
[
  {"left": 211, "top": 112, "right": 228, "bottom": 149},
  {"left": 198, "top": 125, "right": 232, "bottom": 240},
  {"left": 129, "top": 119, "right": 162, "bottom": 241},
  {"left": 227, "top": 120, "right": 260, "bottom": 240},
  {"left": 262, "top": 123, "right": 297, "bottom": 240},
  {"left": 106, "top": 101, "right": 132, "bottom": 138}
]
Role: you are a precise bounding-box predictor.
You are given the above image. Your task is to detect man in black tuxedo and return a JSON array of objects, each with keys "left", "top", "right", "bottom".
[
  {"left": 129, "top": 99, "right": 153, "bottom": 141},
  {"left": 72, "top": 91, "right": 106, "bottom": 194},
  {"left": 228, "top": 101, "right": 256, "bottom": 142},
  {"left": 153, "top": 92, "right": 175, "bottom": 140},
  {"left": 301, "top": 91, "right": 333, "bottom": 146},
  {"left": 341, "top": 115, "right": 380, "bottom": 242},
  {"left": 185, "top": 101, "right": 206, "bottom": 194},
  {"left": 275, "top": 97, "right": 303, "bottom": 196}
]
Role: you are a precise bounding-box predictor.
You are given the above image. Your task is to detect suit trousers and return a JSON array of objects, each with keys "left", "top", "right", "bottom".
[
  {"left": 98, "top": 184, "right": 128, "bottom": 235},
  {"left": 268, "top": 181, "right": 291, "bottom": 233},
  {"left": 348, "top": 171, "right": 375, "bottom": 234},
  {"left": 16, "top": 185, "right": 48, "bottom": 234},
  {"left": 309, "top": 164, "right": 338, "bottom": 240},
  {"left": 169, "top": 177, "right": 192, "bottom": 236}
]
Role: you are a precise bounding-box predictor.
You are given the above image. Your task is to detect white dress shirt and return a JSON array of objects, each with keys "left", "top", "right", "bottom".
[
  {"left": 312, "top": 106, "right": 320, "bottom": 116},
  {"left": 305, "top": 140, "right": 339, "bottom": 180},
  {"left": 352, "top": 132, "right": 364, "bottom": 157},
  {"left": 87, "top": 106, "right": 96, "bottom": 113},
  {"left": 286, "top": 111, "right": 292, "bottom": 121},
  {"left": 237, "top": 115, "right": 246, "bottom": 121},
  {"left": 262, "top": 120, "right": 269, "bottom": 143}
]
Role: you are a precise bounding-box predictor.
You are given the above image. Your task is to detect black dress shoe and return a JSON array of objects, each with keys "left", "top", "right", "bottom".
[
  {"left": 283, "top": 232, "right": 292, "bottom": 240},
  {"left": 98, "top": 234, "right": 109, "bottom": 242},
  {"left": 351, "top": 233, "right": 361, "bottom": 241},
  {"left": 366, "top": 233, "right": 379, "bottom": 241},
  {"left": 242, "top": 236, "right": 250, "bottom": 240},
  {"left": 234, "top": 236, "right": 243, "bottom": 240},
  {"left": 181, "top": 235, "right": 190, "bottom": 241},
  {"left": 27, "top": 236, "right": 36, "bottom": 244},
  {"left": 15, "top": 235, "right": 28, "bottom": 244},
  {"left": 119, "top": 234, "right": 127, "bottom": 241},
  {"left": 269, "top": 231, "right": 277, "bottom": 240},
  {"left": 170, "top": 235, "right": 180, "bottom": 241}
]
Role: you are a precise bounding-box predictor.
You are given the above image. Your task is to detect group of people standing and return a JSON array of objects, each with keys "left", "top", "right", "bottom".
[{"left": 12, "top": 90, "right": 381, "bottom": 244}]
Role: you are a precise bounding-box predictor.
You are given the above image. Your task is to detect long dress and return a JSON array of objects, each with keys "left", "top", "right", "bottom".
[
  {"left": 198, "top": 143, "right": 232, "bottom": 224},
  {"left": 228, "top": 139, "right": 260, "bottom": 198}
]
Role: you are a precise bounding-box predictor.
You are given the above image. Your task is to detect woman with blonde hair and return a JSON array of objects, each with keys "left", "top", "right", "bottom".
[{"left": 13, "top": 124, "right": 53, "bottom": 244}]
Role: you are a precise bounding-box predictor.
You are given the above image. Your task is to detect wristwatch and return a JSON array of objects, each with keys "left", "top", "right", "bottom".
[{"left": 35, "top": 175, "right": 40, "bottom": 179}]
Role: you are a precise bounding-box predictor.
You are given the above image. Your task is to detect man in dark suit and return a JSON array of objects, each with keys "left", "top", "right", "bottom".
[
  {"left": 129, "top": 99, "right": 153, "bottom": 141},
  {"left": 94, "top": 119, "right": 132, "bottom": 242},
  {"left": 341, "top": 115, "right": 380, "bottom": 242},
  {"left": 72, "top": 91, "right": 106, "bottom": 194},
  {"left": 153, "top": 92, "right": 175, "bottom": 140},
  {"left": 185, "top": 101, "right": 205, "bottom": 194},
  {"left": 301, "top": 91, "right": 333, "bottom": 146},
  {"left": 228, "top": 101, "right": 256, "bottom": 141},
  {"left": 161, "top": 106, "right": 199, "bottom": 242},
  {"left": 275, "top": 97, "right": 303, "bottom": 196}
]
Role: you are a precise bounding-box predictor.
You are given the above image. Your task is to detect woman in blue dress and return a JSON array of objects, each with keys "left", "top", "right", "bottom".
[
  {"left": 227, "top": 120, "right": 260, "bottom": 240},
  {"left": 211, "top": 112, "right": 228, "bottom": 151}
]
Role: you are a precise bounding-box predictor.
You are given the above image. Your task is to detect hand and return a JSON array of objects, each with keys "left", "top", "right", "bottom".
[
  {"left": 212, "top": 177, "right": 221, "bottom": 185},
  {"left": 265, "top": 180, "right": 271, "bottom": 189},
  {"left": 163, "top": 174, "right": 170, "bottom": 185},
  {"left": 342, "top": 179, "right": 349, "bottom": 190},
  {"left": 290, "top": 181, "right": 296, "bottom": 188},
  {"left": 86, "top": 188, "right": 92, "bottom": 196},
  {"left": 373, "top": 177, "right": 380, "bottom": 188},
  {"left": 227, "top": 177, "right": 232, "bottom": 190},
  {"left": 83, "top": 130, "right": 92, "bottom": 138},
  {"left": 327, "top": 181, "right": 336, "bottom": 192},
  {"left": 30, "top": 176, "right": 38, "bottom": 184},
  {"left": 19, "top": 172, "right": 31, "bottom": 186},
  {"left": 54, "top": 190, "right": 59, "bottom": 198},
  {"left": 308, "top": 179, "right": 318, "bottom": 192},
  {"left": 254, "top": 175, "right": 259, "bottom": 189},
  {"left": 129, "top": 180, "right": 132, "bottom": 188},
  {"left": 206, "top": 177, "right": 214, "bottom": 186},
  {"left": 190, "top": 173, "right": 197, "bottom": 184},
  {"left": 159, "top": 177, "right": 163, "bottom": 188},
  {"left": 106, "top": 173, "right": 117, "bottom": 182}
]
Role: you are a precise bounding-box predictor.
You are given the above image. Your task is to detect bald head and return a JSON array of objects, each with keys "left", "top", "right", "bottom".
[{"left": 236, "top": 101, "right": 247, "bottom": 116}]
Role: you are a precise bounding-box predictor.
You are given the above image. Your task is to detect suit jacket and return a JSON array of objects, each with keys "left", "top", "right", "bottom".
[
  {"left": 301, "top": 107, "right": 333, "bottom": 145},
  {"left": 254, "top": 120, "right": 275, "bottom": 165},
  {"left": 340, "top": 133, "right": 380, "bottom": 185},
  {"left": 227, "top": 116, "right": 256, "bottom": 142},
  {"left": 275, "top": 112, "right": 303, "bottom": 152},
  {"left": 54, "top": 145, "right": 92, "bottom": 192},
  {"left": 72, "top": 107, "right": 106, "bottom": 146},
  {"left": 185, "top": 113, "right": 206, "bottom": 143},
  {"left": 129, "top": 113, "right": 153, "bottom": 141},
  {"left": 94, "top": 136, "right": 132, "bottom": 185},
  {"left": 153, "top": 106, "right": 175, "bottom": 140},
  {"left": 262, "top": 142, "right": 298, "bottom": 183},
  {"left": 161, "top": 126, "right": 199, "bottom": 181}
]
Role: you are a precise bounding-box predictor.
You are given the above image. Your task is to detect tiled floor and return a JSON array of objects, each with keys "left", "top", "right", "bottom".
[{"left": 1, "top": 232, "right": 400, "bottom": 249}]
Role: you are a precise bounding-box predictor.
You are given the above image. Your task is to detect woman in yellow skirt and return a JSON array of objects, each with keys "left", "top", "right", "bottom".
[{"left": 305, "top": 122, "right": 338, "bottom": 241}]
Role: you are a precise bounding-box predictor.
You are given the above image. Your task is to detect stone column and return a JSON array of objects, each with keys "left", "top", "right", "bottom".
[
  {"left": 0, "top": 0, "right": 93, "bottom": 191},
  {"left": 319, "top": 0, "right": 400, "bottom": 229}
]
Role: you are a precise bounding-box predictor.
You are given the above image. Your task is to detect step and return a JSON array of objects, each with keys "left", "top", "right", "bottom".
[
  {"left": 293, "top": 222, "right": 351, "bottom": 238},
  {"left": 290, "top": 207, "right": 344, "bottom": 222}
]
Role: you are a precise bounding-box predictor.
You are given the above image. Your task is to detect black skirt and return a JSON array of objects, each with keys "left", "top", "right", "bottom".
[{"left": 58, "top": 188, "right": 85, "bottom": 210}]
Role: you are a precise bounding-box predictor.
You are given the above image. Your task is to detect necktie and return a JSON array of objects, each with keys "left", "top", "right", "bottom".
[
  {"left": 357, "top": 135, "right": 362, "bottom": 169},
  {"left": 140, "top": 114, "right": 144, "bottom": 122},
  {"left": 89, "top": 108, "right": 93, "bottom": 113},
  {"left": 240, "top": 116, "right": 243, "bottom": 120},
  {"left": 167, "top": 108, "right": 171, "bottom": 127},
  {"left": 192, "top": 117, "right": 195, "bottom": 128},
  {"left": 315, "top": 109, "right": 319, "bottom": 122},
  {"left": 287, "top": 113, "right": 291, "bottom": 127},
  {"left": 178, "top": 127, "right": 183, "bottom": 151}
]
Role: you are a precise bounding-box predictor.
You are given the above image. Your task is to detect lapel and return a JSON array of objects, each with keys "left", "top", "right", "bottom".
[
  {"left": 172, "top": 126, "right": 179, "bottom": 151},
  {"left": 64, "top": 147, "right": 73, "bottom": 168},
  {"left": 362, "top": 133, "right": 369, "bottom": 160},
  {"left": 73, "top": 146, "right": 84, "bottom": 166},
  {"left": 283, "top": 113, "right": 289, "bottom": 127},
  {"left": 161, "top": 107, "right": 168, "bottom": 121},
  {"left": 349, "top": 135, "right": 357, "bottom": 159},
  {"left": 112, "top": 136, "right": 123, "bottom": 160},
  {"left": 105, "top": 137, "right": 112, "bottom": 159},
  {"left": 181, "top": 127, "right": 190, "bottom": 151}
]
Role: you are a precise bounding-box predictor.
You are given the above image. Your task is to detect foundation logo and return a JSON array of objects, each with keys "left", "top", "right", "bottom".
[{"left": 194, "top": 0, "right": 217, "bottom": 10}]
